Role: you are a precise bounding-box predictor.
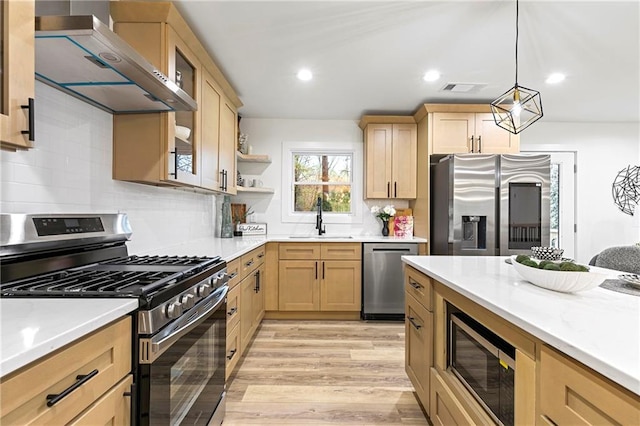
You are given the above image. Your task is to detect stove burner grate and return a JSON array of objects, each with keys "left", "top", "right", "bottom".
[{"left": 0, "top": 268, "right": 180, "bottom": 297}]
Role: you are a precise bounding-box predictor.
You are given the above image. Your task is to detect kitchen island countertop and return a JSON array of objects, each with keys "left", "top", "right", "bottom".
[{"left": 402, "top": 255, "right": 640, "bottom": 396}]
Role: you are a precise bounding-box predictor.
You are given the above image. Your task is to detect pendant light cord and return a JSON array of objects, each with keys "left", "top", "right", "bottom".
[{"left": 515, "top": 0, "right": 519, "bottom": 86}]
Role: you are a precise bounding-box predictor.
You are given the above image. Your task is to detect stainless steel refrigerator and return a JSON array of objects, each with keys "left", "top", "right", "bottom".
[{"left": 431, "top": 154, "right": 550, "bottom": 256}]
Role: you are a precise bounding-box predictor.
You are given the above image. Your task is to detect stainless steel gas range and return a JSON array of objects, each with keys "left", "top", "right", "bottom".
[{"left": 0, "top": 213, "right": 228, "bottom": 426}]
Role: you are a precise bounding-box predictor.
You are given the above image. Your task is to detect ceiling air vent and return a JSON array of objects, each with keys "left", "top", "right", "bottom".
[{"left": 440, "top": 83, "right": 487, "bottom": 93}]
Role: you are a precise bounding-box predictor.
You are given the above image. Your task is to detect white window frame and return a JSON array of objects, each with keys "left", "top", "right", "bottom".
[{"left": 281, "top": 141, "right": 363, "bottom": 224}]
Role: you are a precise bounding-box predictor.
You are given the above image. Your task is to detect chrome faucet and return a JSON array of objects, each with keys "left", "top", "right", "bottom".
[{"left": 316, "top": 196, "right": 326, "bottom": 235}]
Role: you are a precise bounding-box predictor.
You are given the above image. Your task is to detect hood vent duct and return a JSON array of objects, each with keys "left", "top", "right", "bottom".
[{"left": 35, "top": 15, "right": 197, "bottom": 114}]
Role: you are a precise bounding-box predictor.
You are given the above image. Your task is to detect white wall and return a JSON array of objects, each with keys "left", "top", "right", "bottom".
[
  {"left": 520, "top": 122, "right": 640, "bottom": 263},
  {"left": 235, "top": 118, "right": 409, "bottom": 236},
  {"left": 0, "top": 82, "right": 217, "bottom": 254}
]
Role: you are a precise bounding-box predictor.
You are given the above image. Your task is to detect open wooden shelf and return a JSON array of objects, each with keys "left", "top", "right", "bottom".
[
  {"left": 236, "top": 186, "right": 274, "bottom": 194},
  {"left": 237, "top": 151, "right": 271, "bottom": 163}
]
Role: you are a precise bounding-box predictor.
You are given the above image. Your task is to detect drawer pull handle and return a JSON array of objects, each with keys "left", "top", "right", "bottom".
[
  {"left": 227, "top": 307, "right": 237, "bottom": 316},
  {"left": 46, "top": 369, "right": 99, "bottom": 407},
  {"left": 228, "top": 271, "right": 238, "bottom": 279},
  {"left": 409, "top": 280, "right": 423, "bottom": 290},
  {"left": 407, "top": 316, "right": 422, "bottom": 330},
  {"left": 257, "top": 253, "right": 264, "bottom": 258},
  {"left": 245, "top": 260, "right": 254, "bottom": 267},
  {"left": 227, "top": 349, "right": 237, "bottom": 360}
]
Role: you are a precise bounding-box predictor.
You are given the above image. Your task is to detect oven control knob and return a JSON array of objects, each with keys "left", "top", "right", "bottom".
[
  {"left": 210, "top": 277, "right": 218, "bottom": 288},
  {"left": 197, "top": 283, "right": 211, "bottom": 297},
  {"left": 180, "top": 294, "right": 195, "bottom": 310},
  {"left": 165, "top": 301, "right": 183, "bottom": 319}
]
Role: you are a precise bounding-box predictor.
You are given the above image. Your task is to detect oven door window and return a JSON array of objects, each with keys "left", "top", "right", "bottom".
[{"left": 145, "top": 305, "right": 226, "bottom": 426}]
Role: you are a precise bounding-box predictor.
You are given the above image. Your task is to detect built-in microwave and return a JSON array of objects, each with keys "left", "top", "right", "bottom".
[{"left": 448, "top": 307, "right": 515, "bottom": 426}]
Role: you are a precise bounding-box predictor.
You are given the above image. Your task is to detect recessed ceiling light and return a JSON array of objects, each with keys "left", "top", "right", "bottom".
[
  {"left": 297, "top": 69, "right": 313, "bottom": 81},
  {"left": 423, "top": 70, "right": 441, "bottom": 82},
  {"left": 546, "top": 73, "right": 566, "bottom": 84}
]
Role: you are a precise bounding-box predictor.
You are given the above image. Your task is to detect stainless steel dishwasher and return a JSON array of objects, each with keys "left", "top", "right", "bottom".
[{"left": 362, "top": 242, "right": 418, "bottom": 320}]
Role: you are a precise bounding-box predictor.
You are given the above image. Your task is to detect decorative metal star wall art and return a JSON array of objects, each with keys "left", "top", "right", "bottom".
[{"left": 612, "top": 165, "right": 640, "bottom": 215}]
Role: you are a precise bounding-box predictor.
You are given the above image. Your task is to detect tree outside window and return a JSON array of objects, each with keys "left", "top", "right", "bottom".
[{"left": 293, "top": 153, "right": 352, "bottom": 213}]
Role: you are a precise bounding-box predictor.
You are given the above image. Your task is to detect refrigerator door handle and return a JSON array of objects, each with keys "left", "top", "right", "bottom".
[{"left": 478, "top": 135, "right": 482, "bottom": 153}]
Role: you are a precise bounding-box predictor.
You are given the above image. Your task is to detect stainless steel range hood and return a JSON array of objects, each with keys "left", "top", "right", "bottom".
[{"left": 35, "top": 15, "right": 197, "bottom": 113}]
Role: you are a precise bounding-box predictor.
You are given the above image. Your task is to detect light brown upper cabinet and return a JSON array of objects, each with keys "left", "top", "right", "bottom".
[
  {"left": 360, "top": 116, "right": 417, "bottom": 199},
  {"left": 110, "top": 1, "right": 241, "bottom": 193},
  {"left": 1, "top": 0, "right": 35, "bottom": 150},
  {"left": 413, "top": 104, "right": 519, "bottom": 155}
]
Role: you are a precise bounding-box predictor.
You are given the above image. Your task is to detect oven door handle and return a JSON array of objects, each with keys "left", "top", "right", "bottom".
[{"left": 141, "top": 286, "right": 228, "bottom": 363}]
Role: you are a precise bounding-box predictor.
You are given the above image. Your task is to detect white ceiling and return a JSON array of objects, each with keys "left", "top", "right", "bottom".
[{"left": 172, "top": 0, "right": 639, "bottom": 123}]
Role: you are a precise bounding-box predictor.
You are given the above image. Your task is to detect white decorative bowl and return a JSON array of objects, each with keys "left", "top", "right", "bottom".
[{"left": 511, "top": 256, "right": 609, "bottom": 293}]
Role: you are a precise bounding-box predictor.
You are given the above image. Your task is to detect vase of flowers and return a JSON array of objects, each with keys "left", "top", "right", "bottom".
[{"left": 371, "top": 205, "right": 396, "bottom": 236}]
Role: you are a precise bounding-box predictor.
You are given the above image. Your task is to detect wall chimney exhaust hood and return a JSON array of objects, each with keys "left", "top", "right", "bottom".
[{"left": 35, "top": 15, "right": 197, "bottom": 114}]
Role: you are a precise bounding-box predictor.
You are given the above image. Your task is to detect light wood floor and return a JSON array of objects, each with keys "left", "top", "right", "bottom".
[{"left": 223, "top": 320, "right": 429, "bottom": 425}]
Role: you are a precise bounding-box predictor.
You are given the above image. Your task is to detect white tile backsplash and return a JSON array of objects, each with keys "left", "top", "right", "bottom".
[{"left": 0, "top": 82, "right": 216, "bottom": 253}]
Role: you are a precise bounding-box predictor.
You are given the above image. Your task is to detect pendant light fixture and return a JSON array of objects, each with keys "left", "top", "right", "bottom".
[{"left": 491, "top": 0, "right": 543, "bottom": 134}]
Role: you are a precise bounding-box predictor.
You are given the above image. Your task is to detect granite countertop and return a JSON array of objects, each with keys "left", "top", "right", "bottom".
[
  {"left": 402, "top": 255, "right": 640, "bottom": 396},
  {"left": 140, "top": 234, "right": 427, "bottom": 261},
  {"left": 0, "top": 299, "right": 138, "bottom": 377}
]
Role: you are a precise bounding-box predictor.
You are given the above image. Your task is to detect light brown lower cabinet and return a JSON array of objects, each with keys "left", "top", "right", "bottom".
[
  {"left": 68, "top": 375, "right": 133, "bottom": 426},
  {"left": 278, "top": 260, "right": 361, "bottom": 311},
  {"left": 539, "top": 345, "right": 640, "bottom": 426},
  {"left": 429, "top": 368, "right": 477, "bottom": 426},
  {"left": 0, "top": 317, "right": 132, "bottom": 425},
  {"left": 278, "top": 243, "right": 362, "bottom": 313},
  {"left": 225, "top": 321, "right": 241, "bottom": 381},
  {"left": 405, "top": 292, "right": 432, "bottom": 413},
  {"left": 225, "top": 245, "right": 267, "bottom": 379},
  {"left": 239, "top": 257, "right": 265, "bottom": 354}
]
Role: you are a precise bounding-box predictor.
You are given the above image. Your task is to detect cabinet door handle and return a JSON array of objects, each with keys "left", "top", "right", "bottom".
[
  {"left": 322, "top": 261, "right": 325, "bottom": 279},
  {"left": 387, "top": 182, "right": 390, "bottom": 198},
  {"left": 227, "top": 349, "right": 237, "bottom": 360},
  {"left": 470, "top": 135, "right": 475, "bottom": 153},
  {"left": 170, "top": 150, "right": 178, "bottom": 179},
  {"left": 255, "top": 270, "right": 260, "bottom": 293},
  {"left": 220, "top": 170, "right": 225, "bottom": 190},
  {"left": 394, "top": 181, "right": 397, "bottom": 198},
  {"left": 21, "top": 98, "right": 35, "bottom": 141},
  {"left": 478, "top": 135, "right": 482, "bottom": 153},
  {"left": 406, "top": 316, "right": 422, "bottom": 330},
  {"left": 409, "top": 280, "right": 423, "bottom": 290},
  {"left": 46, "top": 369, "right": 99, "bottom": 407},
  {"left": 227, "top": 307, "right": 237, "bottom": 316},
  {"left": 315, "top": 262, "right": 318, "bottom": 280}
]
